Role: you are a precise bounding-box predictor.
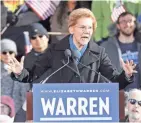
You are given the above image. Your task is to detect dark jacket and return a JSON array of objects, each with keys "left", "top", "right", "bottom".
[
  {"left": 14, "top": 49, "right": 47, "bottom": 122},
  {"left": 24, "top": 49, "right": 44, "bottom": 71},
  {"left": 23, "top": 48, "right": 52, "bottom": 85},
  {"left": 101, "top": 36, "right": 141, "bottom": 90},
  {"left": 12, "top": 35, "right": 133, "bottom": 89}
]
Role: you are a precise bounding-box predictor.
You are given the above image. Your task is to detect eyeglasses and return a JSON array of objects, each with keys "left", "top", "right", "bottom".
[
  {"left": 31, "top": 35, "right": 43, "bottom": 40},
  {"left": 119, "top": 20, "right": 135, "bottom": 25},
  {"left": 75, "top": 25, "right": 93, "bottom": 32},
  {"left": 2, "top": 51, "right": 14, "bottom": 55},
  {"left": 128, "top": 99, "right": 141, "bottom": 106}
]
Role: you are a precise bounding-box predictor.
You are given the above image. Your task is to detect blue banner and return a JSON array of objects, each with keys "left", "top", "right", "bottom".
[{"left": 33, "top": 83, "right": 119, "bottom": 122}]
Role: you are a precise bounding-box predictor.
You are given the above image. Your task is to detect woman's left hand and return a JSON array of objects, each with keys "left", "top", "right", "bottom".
[{"left": 120, "top": 58, "right": 137, "bottom": 77}]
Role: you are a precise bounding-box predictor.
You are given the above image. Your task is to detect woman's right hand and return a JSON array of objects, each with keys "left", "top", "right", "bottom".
[{"left": 7, "top": 56, "right": 24, "bottom": 75}]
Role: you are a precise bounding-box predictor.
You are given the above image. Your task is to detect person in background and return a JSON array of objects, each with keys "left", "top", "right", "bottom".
[
  {"left": 9, "top": 8, "right": 136, "bottom": 90},
  {"left": 101, "top": 12, "right": 141, "bottom": 90},
  {"left": 0, "top": 95, "right": 15, "bottom": 123},
  {"left": 122, "top": 89, "right": 141, "bottom": 122},
  {"left": 1, "top": 0, "right": 40, "bottom": 28},
  {"left": 50, "top": 0, "right": 80, "bottom": 43},
  {"left": 14, "top": 23, "right": 49, "bottom": 122},
  {"left": 24, "top": 23, "right": 49, "bottom": 72},
  {"left": 91, "top": 0, "right": 141, "bottom": 43},
  {"left": 0, "top": 39, "right": 30, "bottom": 114},
  {"left": 50, "top": 0, "right": 91, "bottom": 43},
  {"left": 1, "top": 0, "right": 40, "bottom": 59}
]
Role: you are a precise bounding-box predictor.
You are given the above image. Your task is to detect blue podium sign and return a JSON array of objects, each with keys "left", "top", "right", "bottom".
[{"left": 33, "top": 83, "right": 119, "bottom": 122}]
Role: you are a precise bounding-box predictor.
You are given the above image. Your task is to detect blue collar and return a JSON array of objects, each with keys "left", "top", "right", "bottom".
[{"left": 69, "top": 35, "right": 88, "bottom": 59}]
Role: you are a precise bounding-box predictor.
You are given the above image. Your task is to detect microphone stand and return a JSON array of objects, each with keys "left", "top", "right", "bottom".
[
  {"left": 62, "top": 60, "right": 83, "bottom": 83},
  {"left": 78, "top": 61, "right": 111, "bottom": 83},
  {"left": 40, "top": 56, "right": 70, "bottom": 84}
]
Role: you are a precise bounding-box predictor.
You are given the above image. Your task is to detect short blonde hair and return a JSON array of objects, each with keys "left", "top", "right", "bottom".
[{"left": 68, "top": 8, "right": 97, "bottom": 33}]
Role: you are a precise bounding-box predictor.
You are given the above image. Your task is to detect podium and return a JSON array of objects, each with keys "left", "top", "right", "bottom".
[{"left": 26, "top": 84, "right": 125, "bottom": 122}]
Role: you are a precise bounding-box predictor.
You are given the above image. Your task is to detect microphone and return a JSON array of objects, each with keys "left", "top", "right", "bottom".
[
  {"left": 61, "top": 50, "right": 83, "bottom": 83},
  {"left": 71, "top": 50, "right": 111, "bottom": 83},
  {"left": 61, "top": 60, "right": 80, "bottom": 76},
  {"left": 40, "top": 49, "right": 71, "bottom": 84}
]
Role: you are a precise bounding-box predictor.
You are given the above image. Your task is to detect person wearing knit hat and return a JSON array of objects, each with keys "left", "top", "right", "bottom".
[
  {"left": 14, "top": 23, "right": 49, "bottom": 122},
  {"left": 28, "top": 23, "right": 49, "bottom": 53},
  {"left": 0, "top": 38, "right": 31, "bottom": 122},
  {"left": 0, "top": 38, "right": 17, "bottom": 64},
  {"left": 23, "top": 23, "right": 49, "bottom": 76},
  {"left": 0, "top": 95, "right": 15, "bottom": 123},
  {"left": 29, "top": 23, "right": 49, "bottom": 39}
]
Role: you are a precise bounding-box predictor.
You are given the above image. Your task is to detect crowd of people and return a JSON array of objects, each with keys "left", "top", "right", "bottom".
[{"left": 1, "top": 0, "right": 141, "bottom": 122}]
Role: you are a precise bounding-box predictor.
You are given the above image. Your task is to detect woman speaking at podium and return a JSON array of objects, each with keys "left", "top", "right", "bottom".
[{"left": 9, "top": 8, "right": 137, "bottom": 90}]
